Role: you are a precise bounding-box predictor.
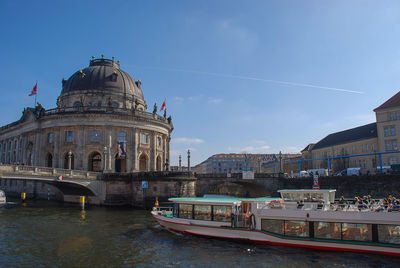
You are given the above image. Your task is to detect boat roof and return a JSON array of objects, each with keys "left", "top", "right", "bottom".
[
  {"left": 169, "top": 196, "right": 279, "bottom": 205},
  {"left": 278, "top": 189, "right": 336, "bottom": 193}
]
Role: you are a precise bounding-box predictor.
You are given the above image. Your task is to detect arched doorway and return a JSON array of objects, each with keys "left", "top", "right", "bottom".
[
  {"left": 115, "top": 153, "right": 126, "bottom": 172},
  {"left": 88, "top": 152, "right": 102, "bottom": 172},
  {"left": 156, "top": 155, "right": 162, "bottom": 171},
  {"left": 46, "top": 153, "right": 53, "bottom": 167},
  {"left": 139, "top": 153, "right": 148, "bottom": 171},
  {"left": 64, "top": 152, "right": 75, "bottom": 169}
]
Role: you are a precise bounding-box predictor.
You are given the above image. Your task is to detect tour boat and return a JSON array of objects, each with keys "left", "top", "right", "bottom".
[{"left": 151, "top": 189, "right": 400, "bottom": 256}]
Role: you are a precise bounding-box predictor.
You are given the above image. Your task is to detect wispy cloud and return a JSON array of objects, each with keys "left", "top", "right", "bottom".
[
  {"left": 172, "top": 137, "right": 205, "bottom": 144},
  {"left": 228, "top": 145, "right": 271, "bottom": 154},
  {"left": 217, "top": 19, "right": 259, "bottom": 53},
  {"left": 173, "top": 97, "right": 184, "bottom": 104},
  {"left": 208, "top": 97, "right": 222, "bottom": 104}
]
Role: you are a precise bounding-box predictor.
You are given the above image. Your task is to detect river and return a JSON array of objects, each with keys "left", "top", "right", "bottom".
[{"left": 0, "top": 201, "right": 399, "bottom": 267}]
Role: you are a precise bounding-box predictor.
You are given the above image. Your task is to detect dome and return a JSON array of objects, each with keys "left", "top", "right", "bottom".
[{"left": 61, "top": 57, "right": 144, "bottom": 101}]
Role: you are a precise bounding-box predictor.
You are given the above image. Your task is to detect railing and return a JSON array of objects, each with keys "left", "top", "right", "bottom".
[
  {"left": 0, "top": 163, "right": 99, "bottom": 180},
  {"left": 44, "top": 107, "right": 168, "bottom": 123}
]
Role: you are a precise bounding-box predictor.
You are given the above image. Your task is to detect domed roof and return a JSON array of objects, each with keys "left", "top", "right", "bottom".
[{"left": 61, "top": 57, "right": 144, "bottom": 100}]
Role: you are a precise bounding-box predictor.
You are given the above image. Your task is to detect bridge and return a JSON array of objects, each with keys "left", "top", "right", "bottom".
[{"left": 0, "top": 164, "right": 102, "bottom": 204}]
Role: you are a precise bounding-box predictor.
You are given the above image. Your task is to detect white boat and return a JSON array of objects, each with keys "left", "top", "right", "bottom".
[
  {"left": 0, "top": 190, "right": 6, "bottom": 207},
  {"left": 152, "top": 189, "right": 400, "bottom": 256}
]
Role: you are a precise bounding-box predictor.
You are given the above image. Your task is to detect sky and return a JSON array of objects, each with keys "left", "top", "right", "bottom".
[{"left": 0, "top": 0, "right": 400, "bottom": 166}]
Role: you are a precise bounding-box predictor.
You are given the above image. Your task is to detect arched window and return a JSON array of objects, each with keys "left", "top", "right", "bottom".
[
  {"left": 46, "top": 153, "right": 53, "bottom": 168},
  {"left": 88, "top": 152, "right": 102, "bottom": 172},
  {"left": 139, "top": 153, "right": 148, "bottom": 171},
  {"left": 156, "top": 155, "right": 162, "bottom": 171}
]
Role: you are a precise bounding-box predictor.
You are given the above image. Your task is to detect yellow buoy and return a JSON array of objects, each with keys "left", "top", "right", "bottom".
[
  {"left": 80, "top": 196, "right": 85, "bottom": 209},
  {"left": 21, "top": 192, "right": 26, "bottom": 201}
]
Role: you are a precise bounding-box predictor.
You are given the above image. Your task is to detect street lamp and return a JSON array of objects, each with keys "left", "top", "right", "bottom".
[{"left": 68, "top": 150, "right": 72, "bottom": 170}]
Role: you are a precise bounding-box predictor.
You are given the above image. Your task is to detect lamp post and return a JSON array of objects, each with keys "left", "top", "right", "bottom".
[
  {"left": 68, "top": 150, "right": 72, "bottom": 170},
  {"left": 103, "top": 146, "right": 108, "bottom": 171},
  {"left": 187, "top": 149, "right": 191, "bottom": 172},
  {"left": 279, "top": 151, "right": 283, "bottom": 175},
  {"left": 179, "top": 155, "right": 182, "bottom": 171}
]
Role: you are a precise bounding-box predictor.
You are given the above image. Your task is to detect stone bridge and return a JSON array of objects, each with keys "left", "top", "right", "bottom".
[{"left": 0, "top": 164, "right": 103, "bottom": 204}]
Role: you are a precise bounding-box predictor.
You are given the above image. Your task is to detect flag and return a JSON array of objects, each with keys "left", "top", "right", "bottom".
[
  {"left": 160, "top": 99, "right": 166, "bottom": 112},
  {"left": 29, "top": 83, "right": 37, "bottom": 96}
]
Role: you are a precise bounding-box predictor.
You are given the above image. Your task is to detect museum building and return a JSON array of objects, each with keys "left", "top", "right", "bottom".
[{"left": 0, "top": 56, "right": 173, "bottom": 172}]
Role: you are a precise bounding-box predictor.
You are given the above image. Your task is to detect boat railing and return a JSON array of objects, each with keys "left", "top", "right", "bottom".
[{"left": 256, "top": 201, "right": 400, "bottom": 213}]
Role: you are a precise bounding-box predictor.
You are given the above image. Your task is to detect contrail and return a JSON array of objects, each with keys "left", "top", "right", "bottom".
[{"left": 127, "top": 65, "right": 364, "bottom": 94}]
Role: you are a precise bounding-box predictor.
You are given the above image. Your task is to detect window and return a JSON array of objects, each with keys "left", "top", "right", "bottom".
[
  {"left": 314, "top": 222, "right": 341, "bottom": 240},
  {"left": 90, "top": 130, "right": 101, "bottom": 142},
  {"left": 261, "top": 219, "right": 284, "bottom": 235},
  {"left": 157, "top": 137, "right": 162, "bottom": 147},
  {"left": 389, "top": 157, "right": 397, "bottom": 165},
  {"left": 65, "top": 131, "right": 74, "bottom": 142},
  {"left": 397, "top": 112, "right": 400, "bottom": 120},
  {"left": 73, "top": 101, "right": 82, "bottom": 107},
  {"left": 393, "top": 140, "right": 398, "bottom": 151},
  {"left": 194, "top": 205, "right": 212, "bottom": 221},
  {"left": 391, "top": 127, "right": 396, "bottom": 136},
  {"left": 48, "top": 133, "right": 53, "bottom": 144},
  {"left": 140, "top": 133, "right": 148, "bottom": 144},
  {"left": 390, "top": 112, "right": 396, "bottom": 120},
  {"left": 213, "top": 206, "right": 231, "bottom": 222},
  {"left": 386, "top": 141, "right": 391, "bottom": 151},
  {"left": 284, "top": 220, "right": 309, "bottom": 237},
  {"left": 384, "top": 127, "right": 389, "bottom": 137},
  {"left": 111, "top": 72, "right": 118, "bottom": 82},
  {"left": 341, "top": 223, "right": 372, "bottom": 242},
  {"left": 378, "top": 224, "right": 400, "bottom": 244},
  {"left": 178, "top": 204, "right": 193, "bottom": 219},
  {"left": 117, "top": 132, "right": 127, "bottom": 143}
]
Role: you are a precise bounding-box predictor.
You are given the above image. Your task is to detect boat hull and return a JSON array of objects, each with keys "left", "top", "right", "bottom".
[{"left": 152, "top": 212, "right": 400, "bottom": 257}]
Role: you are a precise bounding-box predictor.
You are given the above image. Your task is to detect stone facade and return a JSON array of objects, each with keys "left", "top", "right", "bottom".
[{"left": 0, "top": 57, "right": 173, "bottom": 172}]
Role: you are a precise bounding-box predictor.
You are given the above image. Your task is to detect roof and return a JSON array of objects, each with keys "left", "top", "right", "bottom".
[
  {"left": 169, "top": 196, "right": 279, "bottom": 204},
  {"left": 312, "top": 123, "right": 377, "bottom": 150},
  {"left": 374, "top": 91, "right": 400, "bottom": 111}
]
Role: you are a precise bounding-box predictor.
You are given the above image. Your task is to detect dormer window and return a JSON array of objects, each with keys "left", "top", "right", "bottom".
[
  {"left": 73, "top": 101, "right": 82, "bottom": 107},
  {"left": 111, "top": 70, "right": 118, "bottom": 82}
]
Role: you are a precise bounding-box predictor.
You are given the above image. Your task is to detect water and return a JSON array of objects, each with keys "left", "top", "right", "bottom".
[{"left": 0, "top": 201, "right": 399, "bottom": 268}]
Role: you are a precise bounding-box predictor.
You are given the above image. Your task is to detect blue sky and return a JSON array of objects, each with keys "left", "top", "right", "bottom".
[{"left": 1, "top": 1, "right": 400, "bottom": 165}]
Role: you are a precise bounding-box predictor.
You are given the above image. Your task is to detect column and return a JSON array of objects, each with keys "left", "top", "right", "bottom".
[
  {"left": 133, "top": 129, "right": 139, "bottom": 171},
  {"left": 77, "top": 126, "right": 84, "bottom": 170},
  {"left": 150, "top": 132, "right": 156, "bottom": 171},
  {"left": 127, "top": 130, "right": 133, "bottom": 172},
  {"left": 53, "top": 128, "right": 60, "bottom": 168},
  {"left": 107, "top": 127, "right": 112, "bottom": 171},
  {"left": 33, "top": 131, "right": 40, "bottom": 166}
]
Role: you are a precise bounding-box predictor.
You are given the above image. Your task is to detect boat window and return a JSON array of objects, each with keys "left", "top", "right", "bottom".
[
  {"left": 314, "top": 222, "right": 341, "bottom": 240},
  {"left": 378, "top": 224, "right": 400, "bottom": 244},
  {"left": 261, "top": 219, "right": 284, "bottom": 235},
  {"left": 194, "top": 205, "right": 212, "bottom": 221},
  {"left": 285, "top": 220, "right": 309, "bottom": 237},
  {"left": 178, "top": 204, "right": 193, "bottom": 219},
  {"left": 342, "top": 223, "right": 372, "bottom": 242},
  {"left": 213, "top": 205, "right": 231, "bottom": 222}
]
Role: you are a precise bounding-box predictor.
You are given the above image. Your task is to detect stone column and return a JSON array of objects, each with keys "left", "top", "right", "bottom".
[
  {"left": 53, "top": 128, "right": 60, "bottom": 168},
  {"left": 150, "top": 132, "right": 156, "bottom": 171},
  {"left": 33, "top": 131, "right": 40, "bottom": 166},
  {"left": 133, "top": 129, "right": 139, "bottom": 171},
  {"left": 107, "top": 128, "right": 112, "bottom": 171},
  {"left": 127, "top": 130, "right": 133, "bottom": 172},
  {"left": 166, "top": 135, "right": 171, "bottom": 171},
  {"left": 77, "top": 126, "right": 85, "bottom": 170}
]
